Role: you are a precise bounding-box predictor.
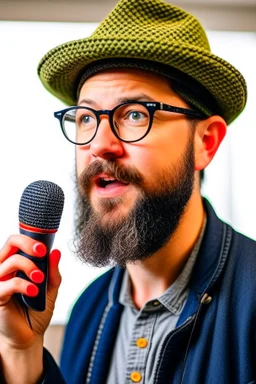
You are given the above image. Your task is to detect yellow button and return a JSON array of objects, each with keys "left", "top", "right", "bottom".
[
  {"left": 136, "top": 338, "right": 148, "bottom": 348},
  {"left": 130, "top": 371, "right": 142, "bottom": 382}
]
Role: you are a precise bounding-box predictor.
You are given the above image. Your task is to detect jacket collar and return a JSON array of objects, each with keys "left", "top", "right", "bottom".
[
  {"left": 189, "top": 198, "right": 231, "bottom": 293},
  {"left": 177, "top": 198, "right": 232, "bottom": 325}
]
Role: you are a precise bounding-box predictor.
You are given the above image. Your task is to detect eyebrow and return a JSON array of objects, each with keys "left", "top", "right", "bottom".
[{"left": 77, "top": 93, "right": 156, "bottom": 107}]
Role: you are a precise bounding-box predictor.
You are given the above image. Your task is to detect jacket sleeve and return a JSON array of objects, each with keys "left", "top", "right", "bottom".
[{"left": 42, "top": 348, "right": 66, "bottom": 383}]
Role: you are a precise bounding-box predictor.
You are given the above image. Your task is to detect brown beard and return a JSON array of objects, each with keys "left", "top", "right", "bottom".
[{"left": 73, "top": 137, "right": 195, "bottom": 267}]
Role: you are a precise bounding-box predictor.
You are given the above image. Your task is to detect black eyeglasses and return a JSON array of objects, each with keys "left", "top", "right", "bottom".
[{"left": 54, "top": 101, "right": 204, "bottom": 145}]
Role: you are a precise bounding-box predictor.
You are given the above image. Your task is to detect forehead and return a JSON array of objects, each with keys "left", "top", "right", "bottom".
[{"left": 78, "top": 68, "right": 181, "bottom": 104}]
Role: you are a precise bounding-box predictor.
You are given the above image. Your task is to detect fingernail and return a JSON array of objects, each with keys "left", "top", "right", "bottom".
[
  {"left": 51, "top": 249, "right": 61, "bottom": 259},
  {"left": 33, "top": 243, "right": 46, "bottom": 256},
  {"left": 50, "top": 249, "right": 61, "bottom": 268},
  {"left": 26, "top": 284, "right": 38, "bottom": 296},
  {"left": 30, "top": 270, "right": 44, "bottom": 284}
]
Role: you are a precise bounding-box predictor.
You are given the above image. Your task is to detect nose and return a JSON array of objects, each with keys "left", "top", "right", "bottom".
[{"left": 89, "top": 116, "right": 124, "bottom": 160}]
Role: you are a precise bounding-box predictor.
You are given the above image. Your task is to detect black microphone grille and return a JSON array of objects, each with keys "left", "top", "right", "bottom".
[{"left": 19, "top": 180, "right": 65, "bottom": 230}]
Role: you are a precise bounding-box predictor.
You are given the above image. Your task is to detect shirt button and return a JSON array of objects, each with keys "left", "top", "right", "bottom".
[
  {"left": 136, "top": 338, "right": 148, "bottom": 348},
  {"left": 152, "top": 300, "right": 160, "bottom": 306},
  {"left": 130, "top": 371, "right": 142, "bottom": 382}
]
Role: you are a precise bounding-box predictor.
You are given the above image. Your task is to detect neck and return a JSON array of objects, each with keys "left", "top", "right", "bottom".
[{"left": 126, "top": 190, "right": 205, "bottom": 309}]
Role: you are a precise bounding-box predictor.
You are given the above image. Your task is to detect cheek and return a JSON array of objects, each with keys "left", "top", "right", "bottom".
[
  {"left": 129, "top": 138, "right": 182, "bottom": 177},
  {"left": 129, "top": 135, "right": 191, "bottom": 188},
  {"left": 126, "top": 145, "right": 168, "bottom": 183}
]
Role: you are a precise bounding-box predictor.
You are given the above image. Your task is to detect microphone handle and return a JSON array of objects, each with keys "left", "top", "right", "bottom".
[{"left": 16, "top": 228, "right": 56, "bottom": 312}]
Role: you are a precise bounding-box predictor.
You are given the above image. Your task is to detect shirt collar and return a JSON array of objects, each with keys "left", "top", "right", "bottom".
[{"left": 119, "top": 217, "right": 207, "bottom": 315}]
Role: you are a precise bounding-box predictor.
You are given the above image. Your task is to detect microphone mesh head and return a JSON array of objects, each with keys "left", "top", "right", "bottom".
[{"left": 19, "top": 180, "right": 65, "bottom": 230}]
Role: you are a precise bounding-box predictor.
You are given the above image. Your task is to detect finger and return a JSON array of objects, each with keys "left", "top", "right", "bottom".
[
  {"left": 48, "top": 249, "right": 62, "bottom": 289},
  {"left": 0, "top": 254, "right": 45, "bottom": 284},
  {"left": 0, "top": 235, "right": 47, "bottom": 263},
  {"left": 46, "top": 249, "right": 62, "bottom": 308},
  {"left": 0, "top": 277, "right": 38, "bottom": 306},
  {"left": 0, "top": 273, "right": 15, "bottom": 282}
]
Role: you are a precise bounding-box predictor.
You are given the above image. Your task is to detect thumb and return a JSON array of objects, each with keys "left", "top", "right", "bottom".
[{"left": 47, "top": 249, "right": 62, "bottom": 300}]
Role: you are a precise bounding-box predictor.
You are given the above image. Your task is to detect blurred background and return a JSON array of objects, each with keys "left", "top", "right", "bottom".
[{"left": 0, "top": 0, "right": 255, "bottom": 360}]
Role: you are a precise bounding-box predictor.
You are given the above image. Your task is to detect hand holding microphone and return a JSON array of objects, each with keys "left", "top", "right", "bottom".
[
  {"left": 0, "top": 180, "right": 64, "bottom": 383},
  {"left": 17, "top": 180, "right": 65, "bottom": 311}
]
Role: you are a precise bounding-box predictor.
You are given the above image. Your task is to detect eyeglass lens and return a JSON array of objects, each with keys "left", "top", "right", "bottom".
[{"left": 62, "top": 104, "right": 151, "bottom": 144}]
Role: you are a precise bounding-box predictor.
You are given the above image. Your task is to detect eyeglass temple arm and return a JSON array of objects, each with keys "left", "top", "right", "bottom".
[{"left": 160, "top": 103, "right": 205, "bottom": 118}]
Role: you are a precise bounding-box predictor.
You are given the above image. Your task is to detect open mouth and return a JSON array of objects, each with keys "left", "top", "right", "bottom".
[{"left": 96, "top": 176, "right": 129, "bottom": 189}]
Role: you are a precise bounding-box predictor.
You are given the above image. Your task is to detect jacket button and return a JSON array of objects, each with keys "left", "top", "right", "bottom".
[
  {"left": 201, "top": 293, "right": 212, "bottom": 304},
  {"left": 130, "top": 371, "right": 142, "bottom": 382},
  {"left": 136, "top": 338, "right": 148, "bottom": 348}
]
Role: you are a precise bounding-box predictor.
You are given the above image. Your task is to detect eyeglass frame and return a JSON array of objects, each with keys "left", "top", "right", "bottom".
[{"left": 54, "top": 101, "right": 205, "bottom": 145}]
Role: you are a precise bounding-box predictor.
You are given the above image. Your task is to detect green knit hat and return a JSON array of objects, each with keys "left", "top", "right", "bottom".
[{"left": 38, "top": 0, "right": 247, "bottom": 124}]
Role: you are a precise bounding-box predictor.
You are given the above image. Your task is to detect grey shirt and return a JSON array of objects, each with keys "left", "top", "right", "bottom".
[{"left": 107, "top": 220, "right": 206, "bottom": 384}]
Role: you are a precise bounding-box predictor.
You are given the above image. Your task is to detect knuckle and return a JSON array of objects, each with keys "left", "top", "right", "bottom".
[
  {"left": 4, "top": 234, "right": 21, "bottom": 250},
  {"left": 0, "top": 277, "right": 21, "bottom": 299},
  {"left": 6, "top": 235, "right": 14, "bottom": 244},
  {"left": 12, "top": 276, "right": 27, "bottom": 292},
  {"left": 6, "top": 234, "right": 17, "bottom": 244},
  {"left": 0, "top": 235, "right": 19, "bottom": 261}
]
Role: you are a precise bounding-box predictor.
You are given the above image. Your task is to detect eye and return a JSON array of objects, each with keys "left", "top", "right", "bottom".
[
  {"left": 128, "top": 111, "right": 146, "bottom": 121},
  {"left": 81, "top": 115, "right": 95, "bottom": 124},
  {"left": 114, "top": 104, "right": 149, "bottom": 129},
  {"left": 76, "top": 111, "right": 96, "bottom": 130}
]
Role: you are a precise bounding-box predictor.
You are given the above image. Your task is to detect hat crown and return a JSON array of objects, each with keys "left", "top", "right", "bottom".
[{"left": 92, "top": 0, "right": 210, "bottom": 52}]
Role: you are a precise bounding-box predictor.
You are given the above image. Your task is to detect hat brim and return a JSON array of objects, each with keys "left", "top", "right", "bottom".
[{"left": 38, "top": 36, "right": 247, "bottom": 124}]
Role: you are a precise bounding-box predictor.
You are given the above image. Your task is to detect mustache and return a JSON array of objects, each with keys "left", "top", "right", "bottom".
[{"left": 78, "top": 160, "right": 143, "bottom": 196}]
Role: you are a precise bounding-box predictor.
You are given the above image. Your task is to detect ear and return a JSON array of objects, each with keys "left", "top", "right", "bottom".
[{"left": 194, "top": 115, "right": 227, "bottom": 171}]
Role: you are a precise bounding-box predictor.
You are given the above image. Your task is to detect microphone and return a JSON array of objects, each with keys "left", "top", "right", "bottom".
[{"left": 16, "top": 180, "right": 65, "bottom": 312}]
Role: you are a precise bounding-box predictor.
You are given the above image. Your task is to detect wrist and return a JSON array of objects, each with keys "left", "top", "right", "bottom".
[{"left": 0, "top": 337, "right": 44, "bottom": 384}]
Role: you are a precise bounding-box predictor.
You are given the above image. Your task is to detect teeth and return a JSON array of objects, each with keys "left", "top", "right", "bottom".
[
  {"left": 99, "top": 177, "right": 116, "bottom": 188},
  {"left": 101, "top": 177, "right": 115, "bottom": 182}
]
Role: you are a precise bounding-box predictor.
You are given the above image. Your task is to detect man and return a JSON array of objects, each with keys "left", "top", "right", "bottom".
[{"left": 0, "top": 0, "right": 254, "bottom": 383}]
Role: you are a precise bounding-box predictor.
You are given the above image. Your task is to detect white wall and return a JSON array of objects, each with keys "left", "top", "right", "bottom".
[
  {"left": 0, "top": 21, "right": 255, "bottom": 323},
  {"left": 202, "top": 31, "right": 256, "bottom": 238}
]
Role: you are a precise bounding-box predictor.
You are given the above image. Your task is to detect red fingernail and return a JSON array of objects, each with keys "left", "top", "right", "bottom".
[
  {"left": 51, "top": 249, "right": 61, "bottom": 259},
  {"left": 33, "top": 243, "right": 46, "bottom": 256},
  {"left": 30, "top": 270, "right": 44, "bottom": 284},
  {"left": 26, "top": 284, "right": 38, "bottom": 296}
]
